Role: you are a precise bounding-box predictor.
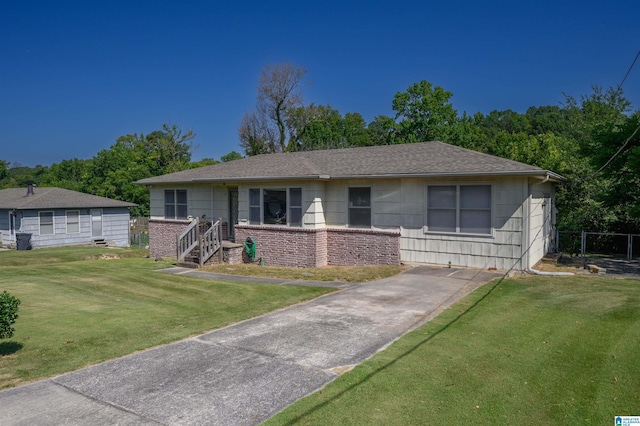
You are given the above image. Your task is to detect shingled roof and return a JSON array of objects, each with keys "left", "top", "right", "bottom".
[
  {"left": 0, "top": 187, "right": 137, "bottom": 210},
  {"left": 137, "top": 141, "right": 565, "bottom": 185}
]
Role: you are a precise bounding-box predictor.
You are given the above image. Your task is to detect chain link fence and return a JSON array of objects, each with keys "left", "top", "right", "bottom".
[
  {"left": 558, "top": 231, "right": 640, "bottom": 260},
  {"left": 130, "top": 217, "right": 149, "bottom": 248}
]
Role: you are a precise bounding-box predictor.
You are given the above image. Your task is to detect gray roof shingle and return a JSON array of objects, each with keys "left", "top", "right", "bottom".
[
  {"left": 136, "top": 141, "right": 566, "bottom": 185},
  {"left": 0, "top": 187, "right": 137, "bottom": 210}
]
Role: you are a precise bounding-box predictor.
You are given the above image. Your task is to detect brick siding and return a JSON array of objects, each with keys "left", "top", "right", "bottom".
[
  {"left": 235, "top": 225, "right": 400, "bottom": 267},
  {"left": 326, "top": 228, "right": 400, "bottom": 265},
  {"left": 151, "top": 220, "right": 400, "bottom": 267},
  {"left": 149, "top": 219, "right": 191, "bottom": 258},
  {"left": 235, "top": 225, "right": 326, "bottom": 268}
]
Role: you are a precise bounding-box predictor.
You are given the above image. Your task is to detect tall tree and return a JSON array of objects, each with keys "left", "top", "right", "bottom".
[
  {"left": 40, "top": 158, "right": 90, "bottom": 192},
  {"left": 392, "top": 80, "right": 459, "bottom": 143},
  {"left": 143, "top": 124, "right": 196, "bottom": 173},
  {"left": 84, "top": 124, "right": 196, "bottom": 216},
  {"left": 0, "top": 160, "right": 9, "bottom": 183},
  {"left": 239, "top": 62, "right": 307, "bottom": 155},
  {"left": 367, "top": 115, "right": 398, "bottom": 145}
]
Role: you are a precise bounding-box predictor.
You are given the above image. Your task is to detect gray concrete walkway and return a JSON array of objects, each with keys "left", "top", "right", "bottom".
[{"left": 0, "top": 265, "right": 500, "bottom": 425}]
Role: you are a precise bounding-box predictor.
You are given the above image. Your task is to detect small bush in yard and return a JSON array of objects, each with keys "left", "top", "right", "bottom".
[{"left": 0, "top": 291, "right": 20, "bottom": 339}]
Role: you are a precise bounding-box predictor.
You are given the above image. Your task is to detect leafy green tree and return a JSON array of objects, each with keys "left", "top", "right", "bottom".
[
  {"left": 143, "top": 124, "right": 196, "bottom": 174},
  {"left": 392, "top": 80, "right": 459, "bottom": 143},
  {"left": 290, "top": 104, "right": 346, "bottom": 151},
  {"left": 220, "top": 151, "right": 243, "bottom": 162},
  {"left": 448, "top": 112, "right": 489, "bottom": 151},
  {"left": 343, "top": 112, "right": 371, "bottom": 147},
  {"left": 366, "top": 115, "right": 398, "bottom": 145},
  {"left": 0, "top": 291, "right": 20, "bottom": 340},
  {"left": 525, "top": 105, "right": 571, "bottom": 136},
  {"left": 0, "top": 160, "right": 9, "bottom": 182},
  {"left": 83, "top": 124, "right": 196, "bottom": 216},
  {"left": 40, "top": 158, "right": 91, "bottom": 192},
  {"left": 189, "top": 158, "right": 218, "bottom": 168}
]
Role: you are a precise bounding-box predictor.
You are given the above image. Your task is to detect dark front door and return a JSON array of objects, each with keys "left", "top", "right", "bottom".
[{"left": 229, "top": 189, "right": 239, "bottom": 241}]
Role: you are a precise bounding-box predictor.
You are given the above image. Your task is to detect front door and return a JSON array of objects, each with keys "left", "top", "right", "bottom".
[
  {"left": 91, "top": 209, "right": 103, "bottom": 237},
  {"left": 229, "top": 189, "right": 238, "bottom": 241}
]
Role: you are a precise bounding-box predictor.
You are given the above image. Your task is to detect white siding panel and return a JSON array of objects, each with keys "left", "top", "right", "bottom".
[
  {"left": 19, "top": 208, "right": 131, "bottom": 248},
  {"left": 400, "top": 177, "right": 528, "bottom": 269},
  {"left": 187, "top": 186, "right": 211, "bottom": 218},
  {"left": 211, "top": 186, "right": 228, "bottom": 222},
  {"left": 149, "top": 188, "right": 165, "bottom": 219}
]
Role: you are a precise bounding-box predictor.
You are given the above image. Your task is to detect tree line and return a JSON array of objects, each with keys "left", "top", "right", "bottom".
[
  {"left": 0, "top": 124, "right": 242, "bottom": 217},
  {"left": 239, "top": 63, "right": 640, "bottom": 233},
  {"left": 2, "top": 62, "right": 638, "bottom": 232}
]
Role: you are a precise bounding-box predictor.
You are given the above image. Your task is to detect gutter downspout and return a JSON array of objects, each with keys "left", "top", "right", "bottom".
[
  {"left": 526, "top": 266, "right": 574, "bottom": 276},
  {"left": 535, "top": 173, "right": 550, "bottom": 185},
  {"left": 522, "top": 180, "right": 530, "bottom": 272}
]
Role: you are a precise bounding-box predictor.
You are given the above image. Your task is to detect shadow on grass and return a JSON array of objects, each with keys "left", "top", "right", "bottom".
[
  {"left": 0, "top": 341, "right": 23, "bottom": 356},
  {"left": 279, "top": 274, "right": 508, "bottom": 425}
]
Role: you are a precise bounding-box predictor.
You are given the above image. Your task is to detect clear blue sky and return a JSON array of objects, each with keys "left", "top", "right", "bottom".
[{"left": 2, "top": 0, "right": 639, "bottom": 167}]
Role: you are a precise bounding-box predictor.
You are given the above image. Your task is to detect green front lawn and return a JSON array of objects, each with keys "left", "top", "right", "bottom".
[
  {"left": 266, "top": 275, "right": 640, "bottom": 425},
  {"left": 0, "top": 247, "right": 334, "bottom": 389}
]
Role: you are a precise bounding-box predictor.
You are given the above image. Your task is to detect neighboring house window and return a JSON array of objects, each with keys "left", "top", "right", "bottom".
[
  {"left": 426, "top": 184, "right": 492, "bottom": 235},
  {"left": 165, "top": 189, "right": 188, "bottom": 219},
  {"left": 248, "top": 188, "right": 302, "bottom": 226},
  {"left": 348, "top": 187, "right": 371, "bottom": 227},
  {"left": 40, "top": 211, "right": 54, "bottom": 235},
  {"left": 66, "top": 210, "right": 80, "bottom": 234}
]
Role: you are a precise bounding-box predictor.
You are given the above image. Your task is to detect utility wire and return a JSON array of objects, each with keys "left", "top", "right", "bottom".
[
  {"left": 591, "top": 50, "right": 640, "bottom": 176},
  {"left": 593, "top": 123, "right": 640, "bottom": 175},
  {"left": 618, "top": 50, "right": 640, "bottom": 90}
]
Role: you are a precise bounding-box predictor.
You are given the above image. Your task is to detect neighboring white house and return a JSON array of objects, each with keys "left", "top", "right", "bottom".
[
  {"left": 137, "top": 142, "right": 565, "bottom": 270},
  {"left": 0, "top": 184, "right": 136, "bottom": 248}
]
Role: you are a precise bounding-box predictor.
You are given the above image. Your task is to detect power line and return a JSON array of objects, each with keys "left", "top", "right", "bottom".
[
  {"left": 592, "top": 51, "right": 640, "bottom": 176},
  {"left": 593, "top": 122, "right": 640, "bottom": 175},
  {"left": 618, "top": 50, "right": 640, "bottom": 90}
]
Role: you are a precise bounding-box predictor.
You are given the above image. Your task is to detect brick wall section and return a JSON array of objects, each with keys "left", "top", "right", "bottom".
[
  {"left": 149, "top": 219, "right": 191, "bottom": 258},
  {"left": 235, "top": 225, "right": 400, "bottom": 267},
  {"left": 235, "top": 225, "right": 326, "bottom": 267},
  {"left": 326, "top": 228, "right": 400, "bottom": 266}
]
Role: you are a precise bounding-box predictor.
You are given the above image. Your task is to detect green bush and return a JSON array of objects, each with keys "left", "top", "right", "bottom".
[{"left": 0, "top": 291, "right": 20, "bottom": 339}]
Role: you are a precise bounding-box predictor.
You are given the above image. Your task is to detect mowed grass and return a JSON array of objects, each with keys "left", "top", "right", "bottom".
[
  {"left": 0, "top": 247, "right": 334, "bottom": 389},
  {"left": 204, "top": 263, "right": 407, "bottom": 283},
  {"left": 266, "top": 275, "right": 640, "bottom": 425}
]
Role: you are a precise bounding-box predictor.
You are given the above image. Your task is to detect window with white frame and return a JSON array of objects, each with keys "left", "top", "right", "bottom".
[
  {"left": 164, "top": 189, "right": 187, "bottom": 219},
  {"left": 348, "top": 187, "right": 371, "bottom": 227},
  {"left": 66, "top": 210, "right": 80, "bottom": 234},
  {"left": 40, "top": 211, "right": 54, "bottom": 235},
  {"left": 426, "top": 184, "right": 492, "bottom": 234},
  {"left": 248, "top": 188, "right": 302, "bottom": 226}
]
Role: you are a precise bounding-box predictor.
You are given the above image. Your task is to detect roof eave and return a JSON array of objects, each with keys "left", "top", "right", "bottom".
[{"left": 138, "top": 170, "right": 567, "bottom": 185}]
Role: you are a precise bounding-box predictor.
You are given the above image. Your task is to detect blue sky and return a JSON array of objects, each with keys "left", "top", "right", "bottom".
[{"left": 2, "top": 1, "right": 639, "bottom": 167}]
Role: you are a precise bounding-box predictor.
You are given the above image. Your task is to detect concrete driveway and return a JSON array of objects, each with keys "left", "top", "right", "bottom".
[{"left": 0, "top": 265, "right": 500, "bottom": 425}]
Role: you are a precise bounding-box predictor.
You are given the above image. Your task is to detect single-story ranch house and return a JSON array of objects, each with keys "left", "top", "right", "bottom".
[
  {"left": 137, "top": 141, "right": 565, "bottom": 270},
  {"left": 0, "top": 184, "right": 136, "bottom": 248}
]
